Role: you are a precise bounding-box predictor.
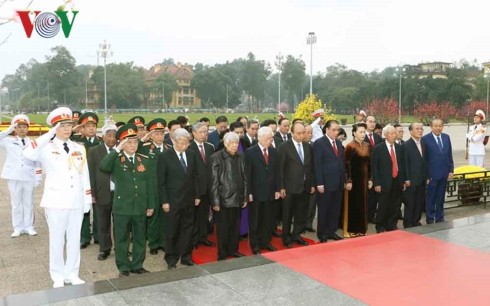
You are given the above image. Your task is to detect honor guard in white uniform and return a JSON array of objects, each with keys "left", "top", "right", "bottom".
[
  {"left": 23, "top": 107, "right": 91, "bottom": 288},
  {"left": 466, "top": 109, "right": 487, "bottom": 167},
  {"left": 0, "top": 115, "right": 42, "bottom": 237},
  {"left": 311, "top": 108, "right": 325, "bottom": 143}
]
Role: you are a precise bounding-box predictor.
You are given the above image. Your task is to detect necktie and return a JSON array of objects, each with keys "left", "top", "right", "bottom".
[
  {"left": 297, "top": 143, "right": 304, "bottom": 163},
  {"left": 199, "top": 144, "right": 206, "bottom": 162},
  {"left": 263, "top": 148, "right": 269, "bottom": 165},
  {"left": 390, "top": 144, "right": 398, "bottom": 178},
  {"left": 109, "top": 147, "right": 114, "bottom": 153},
  {"left": 21, "top": 138, "right": 25, "bottom": 146},
  {"left": 63, "top": 143, "right": 69, "bottom": 154},
  {"left": 368, "top": 134, "right": 374, "bottom": 147},
  {"left": 436, "top": 136, "right": 443, "bottom": 152},
  {"left": 129, "top": 156, "right": 134, "bottom": 164},
  {"left": 332, "top": 140, "right": 338, "bottom": 157},
  {"left": 157, "top": 146, "right": 162, "bottom": 153},
  {"left": 179, "top": 153, "right": 187, "bottom": 172},
  {"left": 283, "top": 135, "right": 287, "bottom": 141}
]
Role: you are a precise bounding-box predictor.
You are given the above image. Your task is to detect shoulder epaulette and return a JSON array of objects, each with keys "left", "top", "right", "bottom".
[
  {"left": 142, "top": 142, "right": 152, "bottom": 146},
  {"left": 137, "top": 153, "right": 149, "bottom": 158}
]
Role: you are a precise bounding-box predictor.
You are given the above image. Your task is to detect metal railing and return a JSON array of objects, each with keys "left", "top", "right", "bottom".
[{"left": 445, "top": 170, "right": 490, "bottom": 208}]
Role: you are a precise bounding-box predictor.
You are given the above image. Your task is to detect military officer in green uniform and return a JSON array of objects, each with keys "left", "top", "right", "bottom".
[
  {"left": 138, "top": 118, "right": 171, "bottom": 255},
  {"left": 128, "top": 116, "right": 146, "bottom": 140},
  {"left": 76, "top": 112, "right": 103, "bottom": 248},
  {"left": 99, "top": 124, "right": 154, "bottom": 276}
]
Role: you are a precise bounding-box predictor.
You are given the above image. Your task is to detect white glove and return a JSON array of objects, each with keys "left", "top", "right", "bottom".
[
  {"left": 48, "top": 123, "right": 61, "bottom": 136},
  {"left": 5, "top": 123, "right": 17, "bottom": 134}
]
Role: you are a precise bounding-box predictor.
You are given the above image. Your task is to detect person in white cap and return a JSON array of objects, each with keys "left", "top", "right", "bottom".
[
  {"left": 0, "top": 114, "right": 42, "bottom": 238},
  {"left": 23, "top": 107, "right": 91, "bottom": 288},
  {"left": 311, "top": 108, "right": 325, "bottom": 142},
  {"left": 466, "top": 110, "right": 487, "bottom": 167},
  {"left": 356, "top": 110, "right": 367, "bottom": 123}
]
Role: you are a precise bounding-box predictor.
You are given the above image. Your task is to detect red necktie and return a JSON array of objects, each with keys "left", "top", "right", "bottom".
[
  {"left": 199, "top": 144, "right": 206, "bottom": 163},
  {"left": 390, "top": 144, "right": 398, "bottom": 178},
  {"left": 368, "top": 134, "right": 374, "bottom": 147},
  {"left": 263, "top": 148, "right": 269, "bottom": 165},
  {"left": 332, "top": 140, "right": 338, "bottom": 157}
]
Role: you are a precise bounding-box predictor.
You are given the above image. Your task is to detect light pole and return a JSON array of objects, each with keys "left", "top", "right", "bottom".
[
  {"left": 397, "top": 66, "right": 405, "bottom": 124},
  {"left": 486, "top": 72, "right": 490, "bottom": 117},
  {"left": 97, "top": 40, "right": 113, "bottom": 124},
  {"left": 306, "top": 32, "right": 316, "bottom": 96},
  {"left": 275, "top": 53, "right": 283, "bottom": 112}
]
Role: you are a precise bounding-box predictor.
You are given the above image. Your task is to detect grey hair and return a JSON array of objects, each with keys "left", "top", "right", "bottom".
[
  {"left": 257, "top": 126, "right": 273, "bottom": 138},
  {"left": 382, "top": 124, "right": 395, "bottom": 137},
  {"left": 173, "top": 128, "right": 190, "bottom": 141},
  {"left": 223, "top": 132, "right": 239, "bottom": 144},
  {"left": 192, "top": 121, "right": 205, "bottom": 132}
]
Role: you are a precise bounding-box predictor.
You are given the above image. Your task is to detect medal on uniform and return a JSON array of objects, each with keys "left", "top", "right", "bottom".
[{"left": 69, "top": 150, "right": 86, "bottom": 173}]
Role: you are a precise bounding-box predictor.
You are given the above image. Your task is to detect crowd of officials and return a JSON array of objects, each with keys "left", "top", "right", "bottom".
[{"left": 4, "top": 106, "right": 481, "bottom": 289}]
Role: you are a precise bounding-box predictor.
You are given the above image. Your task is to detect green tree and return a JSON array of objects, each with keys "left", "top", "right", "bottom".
[
  {"left": 149, "top": 72, "right": 178, "bottom": 108},
  {"left": 239, "top": 52, "right": 270, "bottom": 111},
  {"left": 281, "top": 55, "right": 306, "bottom": 105}
]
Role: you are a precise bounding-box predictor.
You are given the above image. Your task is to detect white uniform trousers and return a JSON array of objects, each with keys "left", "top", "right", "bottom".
[
  {"left": 8, "top": 180, "right": 35, "bottom": 233},
  {"left": 469, "top": 155, "right": 485, "bottom": 167},
  {"left": 44, "top": 208, "right": 84, "bottom": 282}
]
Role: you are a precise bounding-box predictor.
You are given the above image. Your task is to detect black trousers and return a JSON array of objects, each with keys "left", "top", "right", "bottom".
[
  {"left": 282, "top": 192, "right": 308, "bottom": 244},
  {"left": 403, "top": 183, "right": 426, "bottom": 228},
  {"left": 305, "top": 193, "right": 317, "bottom": 229},
  {"left": 95, "top": 193, "right": 113, "bottom": 253},
  {"left": 164, "top": 205, "right": 194, "bottom": 266},
  {"left": 316, "top": 188, "right": 343, "bottom": 240},
  {"left": 376, "top": 178, "right": 402, "bottom": 232},
  {"left": 216, "top": 207, "right": 240, "bottom": 258},
  {"left": 193, "top": 194, "right": 211, "bottom": 245},
  {"left": 367, "top": 189, "right": 379, "bottom": 221},
  {"left": 248, "top": 200, "right": 274, "bottom": 250}
]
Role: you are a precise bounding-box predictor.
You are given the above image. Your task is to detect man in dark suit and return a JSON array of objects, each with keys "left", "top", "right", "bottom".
[
  {"left": 277, "top": 122, "right": 314, "bottom": 247},
  {"left": 189, "top": 122, "right": 215, "bottom": 248},
  {"left": 403, "top": 122, "right": 428, "bottom": 228},
  {"left": 422, "top": 118, "right": 454, "bottom": 224},
  {"left": 394, "top": 124, "right": 405, "bottom": 145},
  {"left": 158, "top": 128, "right": 200, "bottom": 269},
  {"left": 88, "top": 124, "right": 117, "bottom": 261},
  {"left": 274, "top": 117, "right": 291, "bottom": 146},
  {"left": 207, "top": 116, "right": 228, "bottom": 149},
  {"left": 243, "top": 119, "right": 259, "bottom": 148},
  {"left": 371, "top": 125, "right": 406, "bottom": 233},
  {"left": 163, "top": 120, "right": 181, "bottom": 147},
  {"left": 364, "top": 115, "right": 382, "bottom": 223},
  {"left": 314, "top": 120, "right": 345, "bottom": 242},
  {"left": 245, "top": 127, "right": 280, "bottom": 254}
]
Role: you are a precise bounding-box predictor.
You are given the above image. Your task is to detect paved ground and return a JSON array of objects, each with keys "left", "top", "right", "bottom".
[{"left": 0, "top": 124, "right": 488, "bottom": 299}]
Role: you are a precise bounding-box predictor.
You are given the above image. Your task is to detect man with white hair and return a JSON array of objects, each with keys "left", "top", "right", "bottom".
[
  {"left": 23, "top": 107, "right": 91, "bottom": 288},
  {"left": 0, "top": 114, "right": 42, "bottom": 237},
  {"left": 371, "top": 125, "right": 406, "bottom": 233},
  {"left": 88, "top": 123, "right": 118, "bottom": 261},
  {"left": 245, "top": 127, "right": 280, "bottom": 254}
]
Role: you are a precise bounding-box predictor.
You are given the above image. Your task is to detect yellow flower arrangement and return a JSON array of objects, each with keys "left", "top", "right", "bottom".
[
  {"left": 293, "top": 94, "right": 336, "bottom": 124},
  {"left": 453, "top": 165, "right": 487, "bottom": 179}
]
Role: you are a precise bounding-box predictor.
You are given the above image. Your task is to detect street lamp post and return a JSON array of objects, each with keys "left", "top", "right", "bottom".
[
  {"left": 97, "top": 40, "right": 113, "bottom": 125},
  {"left": 397, "top": 66, "right": 405, "bottom": 124},
  {"left": 306, "top": 32, "right": 317, "bottom": 96},
  {"left": 275, "top": 53, "right": 283, "bottom": 112},
  {"left": 486, "top": 74, "right": 489, "bottom": 117}
]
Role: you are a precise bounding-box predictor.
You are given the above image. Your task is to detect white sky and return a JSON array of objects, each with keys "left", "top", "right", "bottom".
[{"left": 1, "top": 0, "right": 490, "bottom": 80}]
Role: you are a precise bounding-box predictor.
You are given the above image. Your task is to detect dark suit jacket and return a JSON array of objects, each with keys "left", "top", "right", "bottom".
[
  {"left": 88, "top": 144, "right": 112, "bottom": 206},
  {"left": 277, "top": 140, "right": 314, "bottom": 194},
  {"left": 245, "top": 144, "right": 278, "bottom": 202},
  {"left": 274, "top": 132, "right": 291, "bottom": 147},
  {"left": 242, "top": 134, "right": 258, "bottom": 148},
  {"left": 207, "top": 130, "right": 221, "bottom": 149},
  {"left": 371, "top": 142, "right": 406, "bottom": 191},
  {"left": 403, "top": 138, "right": 428, "bottom": 186},
  {"left": 157, "top": 149, "right": 199, "bottom": 209},
  {"left": 421, "top": 133, "right": 454, "bottom": 180},
  {"left": 313, "top": 136, "right": 346, "bottom": 191},
  {"left": 188, "top": 140, "right": 214, "bottom": 196},
  {"left": 164, "top": 138, "right": 175, "bottom": 147},
  {"left": 364, "top": 132, "right": 382, "bottom": 148}
]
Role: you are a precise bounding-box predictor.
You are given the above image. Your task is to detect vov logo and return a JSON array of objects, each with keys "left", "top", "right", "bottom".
[{"left": 16, "top": 10, "right": 79, "bottom": 38}]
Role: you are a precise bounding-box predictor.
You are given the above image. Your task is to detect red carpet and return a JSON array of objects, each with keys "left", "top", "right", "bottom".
[
  {"left": 192, "top": 230, "right": 317, "bottom": 264},
  {"left": 263, "top": 231, "right": 490, "bottom": 306}
]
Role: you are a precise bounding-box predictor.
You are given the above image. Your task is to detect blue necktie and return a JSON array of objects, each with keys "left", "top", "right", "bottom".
[
  {"left": 179, "top": 153, "right": 187, "bottom": 173},
  {"left": 297, "top": 143, "right": 304, "bottom": 164},
  {"left": 436, "top": 136, "right": 443, "bottom": 152}
]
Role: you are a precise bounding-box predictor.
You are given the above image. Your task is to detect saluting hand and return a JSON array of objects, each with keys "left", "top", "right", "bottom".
[
  {"left": 5, "top": 122, "right": 17, "bottom": 134},
  {"left": 72, "top": 124, "right": 83, "bottom": 133},
  {"left": 49, "top": 122, "right": 61, "bottom": 135},
  {"left": 116, "top": 138, "right": 128, "bottom": 151},
  {"left": 141, "top": 130, "right": 155, "bottom": 142}
]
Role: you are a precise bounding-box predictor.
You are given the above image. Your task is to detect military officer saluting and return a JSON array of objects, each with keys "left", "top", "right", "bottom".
[
  {"left": 99, "top": 124, "right": 154, "bottom": 277},
  {"left": 138, "top": 118, "right": 170, "bottom": 255},
  {"left": 76, "top": 112, "right": 103, "bottom": 249},
  {"left": 0, "top": 114, "right": 42, "bottom": 237},
  {"left": 23, "top": 107, "right": 91, "bottom": 288},
  {"left": 128, "top": 116, "right": 146, "bottom": 140},
  {"left": 467, "top": 109, "right": 487, "bottom": 167}
]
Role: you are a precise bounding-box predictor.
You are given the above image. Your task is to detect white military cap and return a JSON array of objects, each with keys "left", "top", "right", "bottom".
[
  {"left": 46, "top": 107, "right": 73, "bottom": 127},
  {"left": 312, "top": 108, "right": 325, "bottom": 118},
  {"left": 11, "top": 114, "right": 30, "bottom": 126},
  {"left": 102, "top": 124, "right": 118, "bottom": 136},
  {"left": 475, "top": 110, "right": 486, "bottom": 121}
]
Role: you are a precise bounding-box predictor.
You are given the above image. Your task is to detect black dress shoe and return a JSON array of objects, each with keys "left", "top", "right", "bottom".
[
  {"left": 217, "top": 256, "right": 227, "bottom": 261},
  {"left": 149, "top": 248, "right": 158, "bottom": 255},
  {"left": 80, "top": 242, "right": 89, "bottom": 249},
  {"left": 319, "top": 239, "right": 327, "bottom": 243},
  {"left": 119, "top": 271, "right": 130, "bottom": 277},
  {"left": 167, "top": 264, "right": 176, "bottom": 269},
  {"left": 292, "top": 238, "right": 308, "bottom": 246},
  {"left": 252, "top": 248, "right": 261, "bottom": 255},
  {"left": 94, "top": 239, "right": 99, "bottom": 244},
  {"left": 200, "top": 240, "right": 216, "bottom": 247},
  {"left": 231, "top": 252, "right": 244, "bottom": 258},
  {"left": 97, "top": 251, "right": 110, "bottom": 261},
  {"left": 262, "top": 244, "right": 277, "bottom": 251},
  {"left": 328, "top": 234, "right": 343, "bottom": 241},
  {"left": 131, "top": 268, "right": 149, "bottom": 274},
  {"left": 181, "top": 259, "right": 195, "bottom": 266}
]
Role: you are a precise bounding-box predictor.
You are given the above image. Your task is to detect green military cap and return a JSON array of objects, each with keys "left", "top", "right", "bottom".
[
  {"left": 146, "top": 118, "right": 167, "bottom": 131},
  {"left": 128, "top": 116, "right": 145, "bottom": 127},
  {"left": 72, "top": 111, "right": 82, "bottom": 122},
  {"left": 116, "top": 123, "right": 138, "bottom": 141},
  {"left": 79, "top": 112, "right": 99, "bottom": 125}
]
